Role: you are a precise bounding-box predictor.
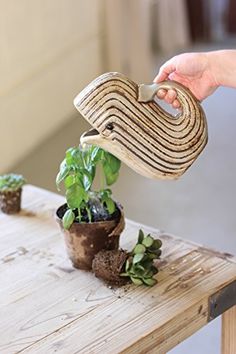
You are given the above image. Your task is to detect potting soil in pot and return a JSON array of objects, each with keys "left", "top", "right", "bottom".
[
  {"left": 57, "top": 202, "right": 120, "bottom": 223},
  {"left": 0, "top": 189, "right": 22, "bottom": 214}
]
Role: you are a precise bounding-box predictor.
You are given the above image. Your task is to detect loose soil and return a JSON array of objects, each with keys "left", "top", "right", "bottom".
[{"left": 92, "top": 249, "right": 130, "bottom": 286}]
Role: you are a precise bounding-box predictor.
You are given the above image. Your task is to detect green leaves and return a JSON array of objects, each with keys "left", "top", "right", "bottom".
[
  {"left": 99, "top": 188, "right": 115, "bottom": 214},
  {"left": 90, "top": 145, "right": 103, "bottom": 163},
  {"left": 152, "top": 239, "right": 162, "bottom": 249},
  {"left": 62, "top": 209, "right": 75, "bottom": 229},
  {"left": 133, "top": 244, "right": 146, "bottom": 254},
  {"left": 133, "top": 253, "right": 144, "bottom": 264},
  {"left": 120, "top": 229, "right": 162, "bottom": 287},
  {"left": 143, "top": 278, "right": 157, "bottom": 286},
  {"left": 102, "top": 151, "right": 121, "bottom": 186},
  {"left": 66, "top": 184, "right": 88, "bottom": 209},
  {"left": 81, "top": 169, "right": 93, "bottom": 191},
  {"left": 56, "top": 161, "right": 69, "bottom": 190},
  {"left": 142, "top": 235, "right": 154, "bottom": 247},
  {"left": 130, "top": 277, "right": 143, "bottom": 286},
  {"left": 0, "top": 174, "right": 26, "bottom": 192},
  {"left": 56, "top": 145, "right": 121, "bottom": 227},
  {"left": 138, "top": 229, "right": 144, "bottom": 243}
]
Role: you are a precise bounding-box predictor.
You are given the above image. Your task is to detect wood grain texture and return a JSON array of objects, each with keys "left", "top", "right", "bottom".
[
  {"left": 0, "top": 185, "right": 236, "bottom": 354},
  {"left": 222, "top": 305, "right": 236, "bottom": 354},
  {"left": 75, "top": 72, "right": 208, "bottom": 180}
]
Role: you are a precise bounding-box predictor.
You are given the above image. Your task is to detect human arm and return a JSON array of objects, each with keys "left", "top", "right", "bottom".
[{"left": 153, "top": 50, "right": 236, "bottom": 108}]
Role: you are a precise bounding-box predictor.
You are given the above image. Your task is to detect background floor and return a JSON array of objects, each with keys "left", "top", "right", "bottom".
[{"left": 13, "top": 50, "right": 236, "bottom": 354}]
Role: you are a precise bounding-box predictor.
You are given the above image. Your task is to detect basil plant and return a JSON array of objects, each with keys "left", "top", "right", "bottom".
[{"left": 56, "top": 145, "right": 121, "bottom": 229}]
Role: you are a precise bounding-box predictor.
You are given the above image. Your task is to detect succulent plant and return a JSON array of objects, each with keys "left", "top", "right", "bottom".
[
  {"left": 120, "top": 229, "right": 162, "bottom": 286},
  {"left": 0, "top": 174, "right": 26, "bottom": 192}
]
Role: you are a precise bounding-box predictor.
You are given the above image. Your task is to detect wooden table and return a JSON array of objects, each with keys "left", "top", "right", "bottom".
[{"left": 1, "top": 185, "right": 236, "bottom": 354}]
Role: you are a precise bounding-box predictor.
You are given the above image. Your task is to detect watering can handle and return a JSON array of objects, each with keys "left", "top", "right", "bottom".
[{"left": 138, "top": 80, "right": 200, "bottom": 110}]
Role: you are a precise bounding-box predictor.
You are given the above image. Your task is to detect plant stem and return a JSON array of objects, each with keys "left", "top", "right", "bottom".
[
  {"left": 99, "top": 163, "right": 106, "bottom": 191},
  {"left": 86, "top": 206, "right": 92, "bottom": 222},
  {"left": 77, "top": 207, "right": 82, "bottom": 223}
]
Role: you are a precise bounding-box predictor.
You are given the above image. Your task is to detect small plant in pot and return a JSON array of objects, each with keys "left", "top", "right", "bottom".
[
  {"left": 92, "top": 229, "right": 162, "bottom": 286},
  {"left": 56, "top": 144, "right": 124, "bottom": 270},
  {"left": 0, "top": 173, "right": 26, "bottom": 214}
]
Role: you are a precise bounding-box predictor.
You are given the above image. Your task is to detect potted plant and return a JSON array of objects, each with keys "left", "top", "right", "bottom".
[
  {"left": 56, "top": 144, "right": 125, "bottom": 270},
  {"left": 92, "top": 229, "right": 162, "bottom": 286},
  {"left": 0, "top": 173, "right": 26, "bottom": 214}
]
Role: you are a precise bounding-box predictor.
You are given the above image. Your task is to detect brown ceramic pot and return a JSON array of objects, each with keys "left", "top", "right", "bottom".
[
  {"left": 0, "top": 188, "right": 22, "bottom": 214},
  {"left": 56, "top": 204, "right": 125, "bottom": 270}
]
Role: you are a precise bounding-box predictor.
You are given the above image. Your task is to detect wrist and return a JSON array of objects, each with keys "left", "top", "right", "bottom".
[
  {"left": 207, "top": 50, "right": 236, "bottom": 88},
  {"left": 205, "top": 51, "right": 222, "bottom": 88}
]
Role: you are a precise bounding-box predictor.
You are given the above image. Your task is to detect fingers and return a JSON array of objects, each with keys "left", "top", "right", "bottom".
[
  {"left": 154, "top": 56, "right": 182, "bottom": 109},
  {"left": 164, "top": 89, "right": 177, "bottom": 104},
  {"left": 157, "top": 88, "right": 181, "bottom": 109},
  {"left": 172, "top": 99, "right": 181, "bottom": 109},
  {"left": 156, "top": 89, "right": 166, "bottom": 99},
  {"left": 157, "top": 88, "right": 177, "bottom": 104}
]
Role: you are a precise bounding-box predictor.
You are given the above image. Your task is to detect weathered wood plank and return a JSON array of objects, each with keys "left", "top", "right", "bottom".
[
  {"left": 221, "top": 305, "right": 236, "bottom": 354},
  {"left": 19, "top": 257, "right": 236, "bottom": 354},
  {"left": 0, "top": 185, "right": 236, "bottom": 354}
]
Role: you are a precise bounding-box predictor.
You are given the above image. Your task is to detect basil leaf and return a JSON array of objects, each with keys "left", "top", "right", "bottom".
[
  {"left": 80, "top": 169, "right": 93, "bottom": 191},
  {"left": 56, "top": 160, "right": 69, "bottom": 189},
  {"left": 103, "top": 196, "right": 115, "bottom": 214},
  {"left": 90, "top": 146, "right": 103, "bottom": 163},
  {"left": 104, "top": 152, "right": 121, "bottom": 174},
  {"left": 62, "top": 209, "right": 75, "bottom": 229},
  {"left": 66, "top": 184, "right": 86, "bottom": 209},
  {"left": 103, "top": 162, "right": 119, "bottom": 186}
]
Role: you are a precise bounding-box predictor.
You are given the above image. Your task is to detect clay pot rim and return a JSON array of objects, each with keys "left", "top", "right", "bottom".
[
  {"left": 0, "top": 187, "right": 22, "bottom": 194},
  {"left": 55, "top": 202, "right": 123, "bottom": 227}
]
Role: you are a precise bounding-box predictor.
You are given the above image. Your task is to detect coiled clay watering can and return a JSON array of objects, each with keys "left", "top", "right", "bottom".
[{"left": 74, "top": 72, "right": 208, "bottom": 180}]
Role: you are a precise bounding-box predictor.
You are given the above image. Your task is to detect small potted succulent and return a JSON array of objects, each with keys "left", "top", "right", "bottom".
[
  {"left": 56, "top": 144, "right": 125, "bottom": 270},
  {"left": 0, "top": 173, "right": 26, "bottom": 214},
  {"left": 92, "top": 229, "right": 162, "bottom": 286}
]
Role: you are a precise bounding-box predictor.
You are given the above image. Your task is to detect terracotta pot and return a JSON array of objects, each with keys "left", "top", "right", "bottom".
[
  {"left": 0, "top": 188, "right": 22, "bottom": 214},
  {"left": 56, "top": 204, "right": 125, "bottom": 270}
]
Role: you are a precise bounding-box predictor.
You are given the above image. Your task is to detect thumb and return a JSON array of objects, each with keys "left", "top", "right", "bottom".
[{"left": 153, "top": 59, "right": 177, "bottom": 83}]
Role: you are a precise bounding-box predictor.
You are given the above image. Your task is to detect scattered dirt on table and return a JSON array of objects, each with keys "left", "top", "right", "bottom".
[
  {"left": 1, "top": 247, "right": 29, "bottom": 263},
  {"left": 20, "top": 209, "right": 36, "bottom": 217}
]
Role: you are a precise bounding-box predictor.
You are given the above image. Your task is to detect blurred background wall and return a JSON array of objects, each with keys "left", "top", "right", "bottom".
[
  {"left": 1, "top": 1, "right": 236, "bottom": 353},
  {"left": 0, "top": 0, "right": 103, "bottom": 172},
  {"left": 1, "top": 0, "right": 235, "bottom": 175}
]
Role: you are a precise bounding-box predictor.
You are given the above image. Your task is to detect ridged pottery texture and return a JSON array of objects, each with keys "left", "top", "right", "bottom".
[{"left": 75, "top": 72, "right": 208, "bottom": 180}]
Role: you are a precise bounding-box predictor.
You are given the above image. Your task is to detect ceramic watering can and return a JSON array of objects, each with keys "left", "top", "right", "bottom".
[{"left": 74, "top": 72, "right": 208, "bottom": 180}]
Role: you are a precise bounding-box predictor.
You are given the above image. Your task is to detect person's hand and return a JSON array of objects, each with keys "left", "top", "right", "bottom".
[{"left": 153, "top": 52, "right": 219, "bottom": 109}]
